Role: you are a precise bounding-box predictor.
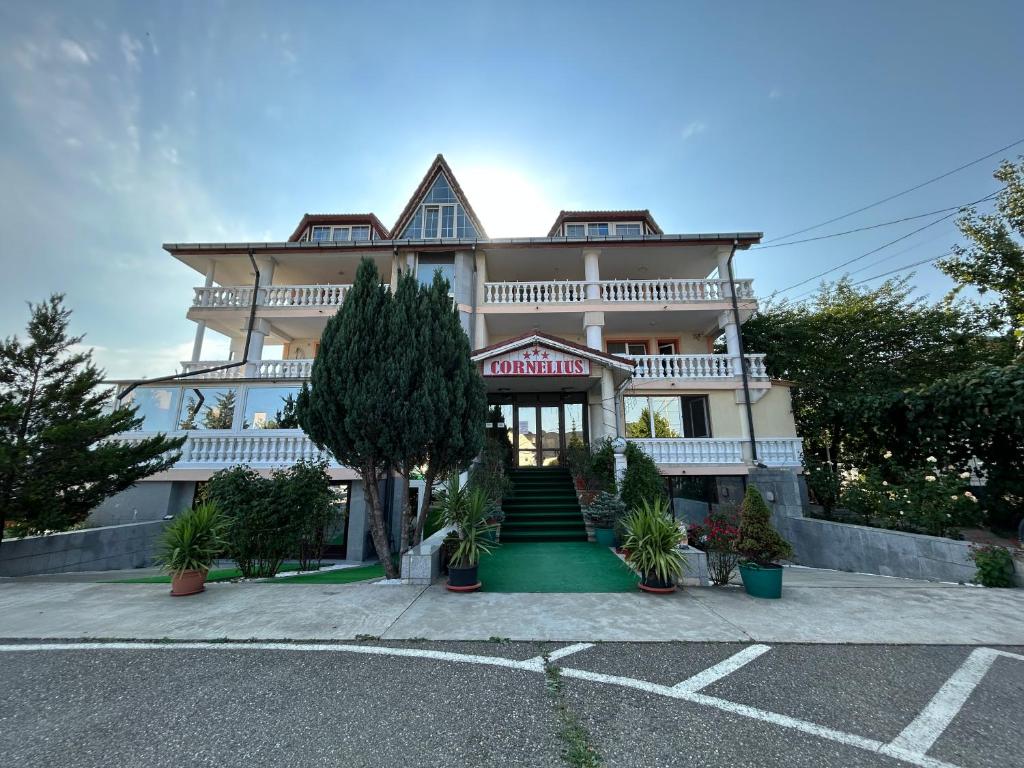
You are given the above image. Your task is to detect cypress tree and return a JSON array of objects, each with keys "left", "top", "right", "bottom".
[
  {"left": 296, "top": 259, "right": 403, "bottom": 578},
  {"left": 0, "top": 295, "right": 185, "bottom": 544},
  {"left": 412, "top": 270, "right": 487, "bottom": 544}
]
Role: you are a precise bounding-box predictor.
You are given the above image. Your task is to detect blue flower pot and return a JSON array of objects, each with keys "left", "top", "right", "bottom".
[{"left": 739, "top": 562, "right": 783, "bottom": 599}]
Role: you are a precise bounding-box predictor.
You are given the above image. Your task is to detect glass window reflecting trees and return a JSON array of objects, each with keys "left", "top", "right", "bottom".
[
  {"left": 178, "top": 387, "right": 238, "bottom": 430},
  {"left": 242, "top": 386, "right": 301, "bottom": 429},
  {"left": 625, "top": 395, "right": 709, "bottom": 438}
]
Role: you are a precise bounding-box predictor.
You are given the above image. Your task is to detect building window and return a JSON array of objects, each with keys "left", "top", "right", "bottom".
[
  {"left": 417, "top": 254, "right": 455, "bottom": 288},
  {"left": 615, "top": 223, "right": 642, "bottom": 236},
  {"left": 587, "top": 223, "right": 609, "bottom": 236},
  {"left": 624, "top": 395, "right": 710, "bottom": 438},
  {"left": 351, "top": 225, "right": 371, "bottom": 241},
  {"left": 311, "top": 226, "right": 331, "bottom": 241},
  {"left": 657, "top": 340, "right": 678, "bottom": 355},
  {"left": 331, "top": 227, "right": 350, "bottom": 241},
  {"left": 126, "top": 386, "right": 180, "bottom": 432},
  {"left": 242, "top": 386, "right": 301, "bottom": 429},
  {"left": 400, "top": 175, "right": 479, "bottom": 239},
  {"left": 564, "top": 223, "right": 585, "bottom": 238},
  {"left": 607, "top": 341, "right": 649, "bottom": 357},
  {"left": 178, "top": 387, "right": 238, "bottom": 430}
]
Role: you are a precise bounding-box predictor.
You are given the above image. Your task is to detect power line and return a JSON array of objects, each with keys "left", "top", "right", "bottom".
[
  {"left": 771, "top": 191, "right": 996, "bottom": 296},
  {"left": 787, "top": 250, "right": 954, "bottom": 303},
  {"left": 763, "top": 136, "right": 1024, "bottom": 243},
  {"left": 753, "top": 203, "right": 969, "bottom": 249}
]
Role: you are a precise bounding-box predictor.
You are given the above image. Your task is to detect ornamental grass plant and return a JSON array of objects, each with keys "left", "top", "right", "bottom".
[{"left": 622, "top": 497, "right": 687, "bottom": 585}]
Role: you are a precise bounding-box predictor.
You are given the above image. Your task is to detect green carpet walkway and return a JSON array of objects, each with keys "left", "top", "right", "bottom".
[{"left": 477, "top": 541, "right": 638, "bottom": 593}]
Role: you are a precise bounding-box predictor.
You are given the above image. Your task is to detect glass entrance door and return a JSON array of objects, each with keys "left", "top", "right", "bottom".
[{"left": 489, "top": 394, "right": 588, "bottom": 469}]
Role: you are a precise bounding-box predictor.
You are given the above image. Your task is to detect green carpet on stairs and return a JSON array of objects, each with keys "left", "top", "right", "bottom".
[{"left": 477, "top": 541, "right": 638, "bottom": 593}]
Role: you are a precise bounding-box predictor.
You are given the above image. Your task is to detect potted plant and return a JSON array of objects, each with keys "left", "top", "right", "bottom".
[
  {"left": 622, "top": 498, "right": 687, "bottom": 593},
  {"left": 735, "top": 486, "right": 793, "bottom": 599},
  {"left": 438, "top": 481, "right": 498, "bottom": 592},
  {"left": 585, "top": 491, "right": 625, "bottom": 547},
  {"left": 154, "top": 502, "right": 225, "bottom": 597}
]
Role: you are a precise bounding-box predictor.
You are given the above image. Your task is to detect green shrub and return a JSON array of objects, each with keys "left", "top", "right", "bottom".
[
  {"left": 804, "top": 458, "right": 841, "bottom": 517},
  {"left": 468, "top": 436, "right": 512, "bottom": 505},
  {"left": 590, "top": 438, "right": 617, "bottom": 494},
  {"left": 621, "top": 442, "right": 668, "bottom": 512},
  {"left": 622, "top": 498, "right": 687, "bottom": 584},
  {"left": 201, "top": 461, "right": 338, "bottom": 578},
  {"left": 969, "top": 544, "right": 1017, "bottom": 588},
  {"left": 736, "top": 486, "right": 793, "bottom": 566},
  {"left": 155, "top": 502, "right": 225, "bottom": 575},
  {"left": 839, "top": 458, "right": 981, "bottom": 538},
  {"left": 584, "top": 491, "right": 625, "bottom": 529}
]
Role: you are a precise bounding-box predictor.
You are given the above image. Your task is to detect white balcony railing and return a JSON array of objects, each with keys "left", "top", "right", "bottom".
[
  {"left": 631, "top": 353, "right": 768, "bottom": 380},
  {"left": 179, "top": 359, "right": 315, "bottom": 380},
  {"left": 193, "top": 284, "right": 353, "bottom": 309},
  {"left": 114, "top": 431, "right": 338, "bottom": 468},
  {"left": 629, "top": 437, "right": 803, "bottom": 466},
  {"left": 482, "top": 278, "right": 754, "bottom": 305}
]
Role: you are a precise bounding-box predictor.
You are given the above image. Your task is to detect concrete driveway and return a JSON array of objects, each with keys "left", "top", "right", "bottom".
[{"left": 1, "top": 566, "right": 1022, "bottom": 644}]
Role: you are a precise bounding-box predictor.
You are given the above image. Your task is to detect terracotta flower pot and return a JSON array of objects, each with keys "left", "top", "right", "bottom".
[{"left": 170, "top": 568, "right": 208, "bottom": 597}]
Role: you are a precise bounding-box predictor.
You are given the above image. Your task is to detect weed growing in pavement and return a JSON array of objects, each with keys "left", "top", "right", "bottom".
[
  {"left": 542, "top": 655, "right": 602, "bottom": 768},
  {"left": 488, "top": 636, "right": 512, "bottom": 644}
]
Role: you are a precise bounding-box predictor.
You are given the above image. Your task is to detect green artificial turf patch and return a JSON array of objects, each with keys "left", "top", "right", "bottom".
[
  {"left": 266, "top": 563, "right": 385, "bottom": 584},
  {"left": 477, "top": 541, "right": 637, "bottom": 593},
  {"left": 106, "top": 562, "right": 317, "bottom": 584}
]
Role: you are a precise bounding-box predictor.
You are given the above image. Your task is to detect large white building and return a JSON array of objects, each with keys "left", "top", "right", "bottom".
[{"left": 101, "top": 155, "right": 803, "bottom": 559}]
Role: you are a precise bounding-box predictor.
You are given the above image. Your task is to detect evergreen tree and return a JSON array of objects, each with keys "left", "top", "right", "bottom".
[
  {"left": 296, "top": 259, "right": 404, "bottom": 578},
  {"left": 412, "top": 270, "right": 487, "bottom": 544},
  {"left": 0, "top": 295, "right": 184, "bottom": 543},
  {"left": 736, "top": 486, "right": 793, "bottom": 566}
]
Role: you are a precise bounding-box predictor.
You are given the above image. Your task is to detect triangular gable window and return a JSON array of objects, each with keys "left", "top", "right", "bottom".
[{"left": 400, "top": 174, "right": 479, "bottom": 239}]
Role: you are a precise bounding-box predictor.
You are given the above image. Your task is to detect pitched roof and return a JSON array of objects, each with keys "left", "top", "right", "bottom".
[
  {"left": 546, "top": 209, "right": 663, "bottom": 237},
  {"left": 391, "top": 154, "right": 488, "bottom": 239},
  {"left": 288, "top": 213, "right": 390, "bottom": 242},
  {"left": 470, "top": 331, "right": 635, "bottom": 371}
]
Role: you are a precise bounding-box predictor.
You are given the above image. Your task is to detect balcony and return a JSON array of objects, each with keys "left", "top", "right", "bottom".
[
  {"left": 631, "top": 353, "right": 768, "bottom": 381},
  {"left": 482, "top": 278, "right": 754, "bottom": 305},
  {"left": 179, "top": 359, "right": 315, "bottom": 380},
  {"left": 193, "top": 284, "right": 353, "bottom": 309},
  {"left": 114, "top": 431, "right": 338, "bottom": 469},
  {"left": 630, "top": 437, "right": 803, "bottom": 467}
]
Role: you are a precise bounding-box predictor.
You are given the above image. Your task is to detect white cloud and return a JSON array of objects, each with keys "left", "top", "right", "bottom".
[
  {"left": 58, "top": 38, "right": 91, "bottom": 64},
  {"left": 680, "top": 121, "right": 706, "bottom": 142},
  {"left": 119, "top": 32, "right": 143, "bottom": 70}
]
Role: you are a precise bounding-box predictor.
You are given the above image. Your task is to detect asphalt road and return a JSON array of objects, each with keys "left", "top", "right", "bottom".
[{"left": 0, "top": 640, "right": 1021, "bottom": 768}]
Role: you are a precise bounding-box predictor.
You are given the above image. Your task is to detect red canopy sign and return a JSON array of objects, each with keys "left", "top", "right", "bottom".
[{"left": 483, "top": 344, "right": 591, "bottom": 377}]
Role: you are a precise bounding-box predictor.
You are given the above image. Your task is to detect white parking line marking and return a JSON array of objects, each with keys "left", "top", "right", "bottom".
[
  {"left": 886, "top": 646, "right": 1023, "bottom": 759},
  {"left": 524, "top": 641, "right": 594, "bottom": 669},
  {"left": 0, "top": 640, "right": 982, "bottom": 768},
  {"left": 672, "top": 643, "right": 771, "bottom": 693}
]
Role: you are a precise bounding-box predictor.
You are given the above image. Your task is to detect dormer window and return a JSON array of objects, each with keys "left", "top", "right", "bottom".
[
  {"left": 309, "top": 224, "right": 373, "bottom": 242},
  {"left": 561, "top": 222, "right": 644, "bottom": 237}
]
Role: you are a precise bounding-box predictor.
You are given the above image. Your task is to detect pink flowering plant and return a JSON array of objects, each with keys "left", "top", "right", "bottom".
[
  {"left": 688, "top": 507, "right": 741, "bottom": 585},
  {"left": 839, "top": 453, "right": 982, "bottom": 537}
]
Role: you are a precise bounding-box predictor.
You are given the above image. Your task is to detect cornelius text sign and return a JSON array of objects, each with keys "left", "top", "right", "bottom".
[{"left": 484, "top": 345, "right": 591, "bottom": 377}]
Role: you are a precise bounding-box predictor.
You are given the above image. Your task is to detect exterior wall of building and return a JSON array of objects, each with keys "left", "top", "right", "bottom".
[
  {"left": 751, "top": 386, "right": 798, "bottom": 437},
  {"left": 0, "top": 521, "right": 166, "bottom": 576},
  {"left": 88, "top": 481, "right": 195, "bottom": 527}
]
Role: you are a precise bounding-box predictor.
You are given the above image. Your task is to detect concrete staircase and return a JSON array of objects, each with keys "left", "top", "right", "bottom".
[{"left": 500, "top": 467, "right": 587, "bottom": 542}]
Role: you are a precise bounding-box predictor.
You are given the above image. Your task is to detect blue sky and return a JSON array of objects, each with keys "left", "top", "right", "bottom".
[{"left": 1, "top": 0, "right": 1022, "bottom": 378}]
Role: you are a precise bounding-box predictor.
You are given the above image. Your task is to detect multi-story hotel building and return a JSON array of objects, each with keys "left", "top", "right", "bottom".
[{"left": 102, "top": 155, "right": 803, "bottom": 559}]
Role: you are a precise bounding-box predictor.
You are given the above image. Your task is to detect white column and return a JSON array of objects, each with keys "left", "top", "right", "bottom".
[
  {"left": 244, "top": 319, "right": 270, "bottom": 377},
  {"left": 716, "top": 248, "right": 733, "bottom": 297},
  {"left": 475, "top": 250, "right": 488, "bottom": 306},
  {"left": 191, "top": 262, "right": 216, "bottom": 362},
  {"left": 254, "top": 256, "right": 275, "bottom": 289},
  {"left": 720, "top": 310, "right": 742, "bottom": 377},
  {"left": 229, "top": 336, "right": 245, "bottom": 362},
  {"left": 599, "top": 368, "right": 617, "bottom": 440},
  {"left": 583, "top": 248, "right": 601, "bottom": 300},
  {"left": 473, "top": 313, "right": 488, "bottom": 350},
  {"left": 584, "top": 311, "right": 604, "bottom": 351}
]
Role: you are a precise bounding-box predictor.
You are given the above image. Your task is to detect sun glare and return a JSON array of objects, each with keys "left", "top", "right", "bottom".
[{"left": 456, "top": 164, "right": 560, "bottom": 238}]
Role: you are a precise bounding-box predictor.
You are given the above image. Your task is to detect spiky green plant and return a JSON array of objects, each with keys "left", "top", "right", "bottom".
[
  {"left": 155, "top": 502, "right": 225, "bottom": 575},
  {"left": 622, "top": 497, "right": 687, "bottom": 584},
  {"left": 437, "top": 479, "right": 498, "bottom": 568}
]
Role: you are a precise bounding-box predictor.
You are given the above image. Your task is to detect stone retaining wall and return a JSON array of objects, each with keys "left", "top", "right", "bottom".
[
  {"left": 0, "top": 521, "right": 166, "bottom": 577},
  {"left": 772, "top": 513, "right": 1023, "bottom": 585}
]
